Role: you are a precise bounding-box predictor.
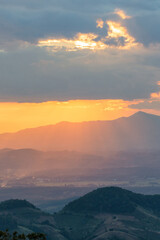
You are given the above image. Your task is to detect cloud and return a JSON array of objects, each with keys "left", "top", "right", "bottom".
[
  {"left": 0, "top": 45, "right": 159, "bottom": 102},
  {"left": 0, "top": 0, "right": 160, "bottom": 49},
  {"left": 37, "top": 11, "right": 139, "bottom": 51},
  {"left": 129, "top": 81, "right": 160, "bottom": 110},
  {"left": 151, "top": 92, "right": 160, "bottom": 100},
  {"left": 0, "top": 1, "right": 160, "bottom": 103},
  {"left": 105, "top": 20, "right": 138, "bottom": 49},
  {"left": 38, "top": 33, "right": 106, "bottom": 51},
  {"left": 114, "top": 9, "right": 131, "bottom": 19},
  {"left": 0, "top": 5, "right": 96, "bottom": 49},
  {"left": 125, "top": 13, "right": 160, "bottom": 46},
  {"left": 96, "top": 19, "right": 104, "bottom": 29},
  {"left": 129, "top": 100, "right": 160, "bottom": 110},
  {"left": 150, "top": 81, "right": 160, "bottom": 100}
]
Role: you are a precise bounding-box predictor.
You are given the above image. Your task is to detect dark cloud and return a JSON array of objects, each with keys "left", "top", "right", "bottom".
[
  {"left": 126, "top": 13, "right": 160, "bottom": 46},
  {"left": 129, "top": 100, "right": 160, "bottom": 110},
  {"left": 0, "top": 0, "right": 160, "bottom": 102},
  {"left": 0, "top": 7, "right": 96, "bottom": 45},
  {"left": 0, "top": 47, "right": 158, "bottom": 102},
  {"left": 0, "top": 0, "right": 160, "bottom": 47},
  {"left": 1, "top": 0, "right": 160, "bottom": 11}
]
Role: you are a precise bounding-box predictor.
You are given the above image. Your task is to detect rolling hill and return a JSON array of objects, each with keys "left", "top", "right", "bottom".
[
  {"left": 0, "top": 199, "right": 66, "bottom": 240},
  {"left": 56, "top": 187, "right": 160, "bottom": 240},
  {"left": 0, "top": 111, "right": 159, "bottom": 154},
  {"left": 2, "top": 187, "right": 160, "bottom": 240}
]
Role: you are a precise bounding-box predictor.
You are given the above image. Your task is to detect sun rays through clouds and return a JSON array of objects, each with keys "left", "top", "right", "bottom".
[{"left": 38, "top": 9, "right": 139, "bottom": 52}]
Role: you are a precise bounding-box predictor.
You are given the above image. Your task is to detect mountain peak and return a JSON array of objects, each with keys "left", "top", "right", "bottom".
[
  {"left": 129, "top": 111, "right": 159, "bottom": 119},
  {"left": 63, "top": 187, "right": 137, "bottom": 214},
  {"left": 63, "top": 186, "right": 160, "bottom": 215}
]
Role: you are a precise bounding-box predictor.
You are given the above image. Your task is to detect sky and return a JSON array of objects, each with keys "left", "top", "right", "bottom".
[{"left": 0, "top": 0, "right": 160, "bottom": 133}]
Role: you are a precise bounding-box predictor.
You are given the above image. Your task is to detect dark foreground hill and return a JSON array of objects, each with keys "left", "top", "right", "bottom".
[
  {"left": 63, "top": 186, "right": 160, "bottom": 214},
  {"left": 57, "top": 187, "right": 160, "bottom": 240},
  {"left": 0, "top": 199, "right": 66, "bottom": 240},
  {"left": 2, "top": 187, "right": 160, "bottom": 240}
]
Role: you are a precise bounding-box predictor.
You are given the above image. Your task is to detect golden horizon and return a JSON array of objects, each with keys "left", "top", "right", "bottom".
[{"left": 0, "top": 99, "right": 159, "bottom": 134}]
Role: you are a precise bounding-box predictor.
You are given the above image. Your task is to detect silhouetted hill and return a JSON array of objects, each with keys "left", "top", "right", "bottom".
[
  {"left": 55, "top": 187, "right": 160, "bottom": 240},
  {"left": 3, "top": 188, "right": 160, "bottom": 239},
  {"left": 0, "top": 199, "right": 66, "bottom": 240},
  {"left": 0, "top": 112, "right": 159, "bottom": 153},
  {"left": 63, "top": 187, "right": 136, "bottom": 214},
  {"left": 63, "top": 186, "right": 160, "bottom": 215},
  {"left": 0, "top": 199, "right": 36, "bottom": 210}
]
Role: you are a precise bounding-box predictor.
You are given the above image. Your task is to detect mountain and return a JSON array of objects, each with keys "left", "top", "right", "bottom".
[
  {"left": 0, "top": 199, "right": 66, "bottom": 240},
  {"left": 1, "top": 148, "right": 160, "bottom": 187},
  {"left": 2, "top": 187, "right": 160, "bottom": 240},
  {"left": 56, "top": 187, "right": 160, "bottom": 240},
  {"left": 63, "top": 186, "right": 160, "bottom": 214},
  {"left": 0, "top": 111, "right": 159, "bottom": 153},
  {"left": 0, "top": 148, "right": 106, "bottom": 179}
]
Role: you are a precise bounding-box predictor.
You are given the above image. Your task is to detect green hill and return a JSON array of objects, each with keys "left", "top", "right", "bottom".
[
  {"left": 0, "top": 199, "right": 36, "bottom": 210},
  {"left": 63, "top": 186, "right": 160, "bottom": 215},
  {"left": 2, "top": 187, "right": 160, "bottom": 240},
  {"left": 57, "top": 187, "right": 160, "bottom": 240},
  {"left": 0, "top": 199, "right": 66, "bottom": 240}
]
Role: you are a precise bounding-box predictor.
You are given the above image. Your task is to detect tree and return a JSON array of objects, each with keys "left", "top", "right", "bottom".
[{"left": 0, "top": 230, "right": 46, "bottom": 240}]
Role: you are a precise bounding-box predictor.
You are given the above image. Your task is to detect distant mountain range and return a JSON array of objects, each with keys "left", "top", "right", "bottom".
[
  {"left": 0, "top": 111, "right": 160, "bottom": 154},
  {"left": 1, "top": 148, "right": 160, "bottom": 186},
  {"left": 2, "top": 187, "right": 160, "bottom": 240},
  {"left": 0, "top": 148, "right": 106, "bottom": 177}
]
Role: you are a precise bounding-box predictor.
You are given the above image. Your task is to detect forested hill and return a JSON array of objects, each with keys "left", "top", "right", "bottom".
[
  {"left": 2, "top": 188, "right": 160, "bottom": 240},
  {"left": 63, "top": 186, "right": 160, "bottom": 214}
]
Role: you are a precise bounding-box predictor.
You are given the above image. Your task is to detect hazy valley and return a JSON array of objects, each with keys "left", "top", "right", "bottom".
[
  {"left": 0, "top": 112, "right": 160, "bottom": 239},
  {"left": 0, "top": 112, "right": 160, "bottom": 215}
]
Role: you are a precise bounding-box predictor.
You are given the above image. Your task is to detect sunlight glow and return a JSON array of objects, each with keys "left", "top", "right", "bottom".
[
  {"left": 114, "top": 9, "right": 131, "bottom": 19},
  {"left": 0, "top": 100, "right": 141, "bottom": 133},
  {"left": 106, "top": 21, "right": 138, "bottom": 49},
  {"left": 96, "top": 19, "right": 104, "bottom": 28},
  {"left": 150, "top": 81, "right": 160, "bottom": 99},
  {"left": 38, "top": 33, "right": 106, "bottom": 51},
  {"left": 151, "top": 92, "right": 160, "bottom": 99},
  {"left": 38, "top": 9, "right": 138, "bottom": 51}
]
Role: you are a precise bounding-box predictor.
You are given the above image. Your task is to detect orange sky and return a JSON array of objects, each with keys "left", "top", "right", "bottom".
[
  {"left": 0, "top": 8, "right": 160, "bottom": 134},
  {"left": 0, "top": 99, "right": 159, "bottom": 134}
]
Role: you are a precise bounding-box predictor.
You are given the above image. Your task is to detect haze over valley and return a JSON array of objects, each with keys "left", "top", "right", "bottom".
[
  {"left": 1, "top": 0, "right": 160, "bottom": 238},
  {"left": 0, "top": 112, "right": 160, "bottom": 214}
]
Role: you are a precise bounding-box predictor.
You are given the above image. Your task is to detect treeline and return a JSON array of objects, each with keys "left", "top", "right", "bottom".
[{"left": 0, "top": 230, "right": 46, "bottom": 240}]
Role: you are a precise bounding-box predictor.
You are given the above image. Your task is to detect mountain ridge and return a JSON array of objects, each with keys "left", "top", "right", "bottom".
[
  {"left": 1, "top": 111, "right": 159, "bottom": 135},
  {"left": 0, "top": 111, "right": 159, "bottom": 153}
]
